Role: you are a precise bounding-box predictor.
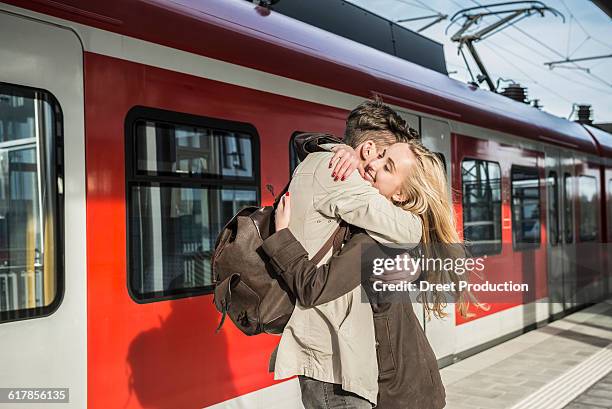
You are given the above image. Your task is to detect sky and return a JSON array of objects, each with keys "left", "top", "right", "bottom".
[{"left": 348, "top": 0, "right": 612, "bottom": 123}]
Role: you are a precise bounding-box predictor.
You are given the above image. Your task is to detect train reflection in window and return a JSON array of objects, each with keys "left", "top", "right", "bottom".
[
  {"left": 461, "top": 159, "right": 502, "bottom": 256},
  {"left": 547, "top": 171, "right": 559, "bottom": 246},
  {"left": 0, "top": 84, "right": 61, "bottom": 320},
  {"left": 578, "top": 175, "right": 598, "bottom": 242},
  {"left": 564, "top": 173, "right": 574, "bottom": 244},
  {"left": 127, "top": 113, "right": 258, "bottom": 302},
  {"left": 511, "top": 166, "right": 541, "bottom": 250},
  {"left": 135, "top": 121, "right": 253, "bottom": 179},
  {"left": 129, "top": 186, "right": 256, "bottom": 298}
]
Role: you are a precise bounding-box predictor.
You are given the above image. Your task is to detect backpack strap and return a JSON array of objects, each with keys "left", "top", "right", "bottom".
[
  {"left": 311, "top": 222, "right": 349, "bottom": 265},
  {"left": 214, "top": 273, "right": 240, "bottom": 333}
]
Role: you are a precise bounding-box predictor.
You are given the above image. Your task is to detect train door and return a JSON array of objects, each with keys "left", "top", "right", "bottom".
[
  {"left": 0, "top": 9, "right": 86, "bottom": 408},
  {"left": 574, "top": 159, "right": 604, "bottom": 304},
  {"left": 606, "top": 165, "right": 612, "bottom": 296},
  {"left": 416, "top": 116, "right": 456, "bottom": 364},
  {"left": 544, "top": 149, "right": 564, "bottom": 318},
  {"left": 397, "top": 111, "right": 426, "bottom": 330},
  {"left": 560, "top": 155, "right": 577, "bottom": 310},
  {"left": 452, "top": 131, "right": 548, "bottom": 354}
]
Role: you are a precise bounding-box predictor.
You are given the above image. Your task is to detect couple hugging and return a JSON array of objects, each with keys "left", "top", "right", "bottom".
[{"left": 261, "top": 99, "right": 468, "bottom": 409}]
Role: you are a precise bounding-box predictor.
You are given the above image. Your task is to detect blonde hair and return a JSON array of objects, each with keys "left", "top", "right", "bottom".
[{"left": 396, "top": 140, "right": 470, "bottom": 319}]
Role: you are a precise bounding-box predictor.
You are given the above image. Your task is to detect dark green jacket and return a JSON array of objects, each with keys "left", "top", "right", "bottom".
[{"left": 261, "top": 228, "right": 446, "bottom": 409}]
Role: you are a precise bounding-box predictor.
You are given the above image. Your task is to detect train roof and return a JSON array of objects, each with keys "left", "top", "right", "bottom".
[
  {"left": 584, "top": 125, "right": 612, "bottom": 158},
  {"left": 8, "top": 0, "right": 606, "bottom": 157}
]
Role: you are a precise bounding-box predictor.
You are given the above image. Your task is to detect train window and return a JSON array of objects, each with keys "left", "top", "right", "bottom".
[
  {"left": 135, "top": 121, "right": 254, "bottom": 179},
  {"left": 126, "top": 107, "right": 259, "bottom": 302},
  {"left": 578, "top": 176, "right": 598, "bottom": 242},
  {"left": 511, "top": 166, "right": 541, "bottom": 250},
  {"left": 400, "top": 112, "right": 420, "bottom": 135},
  {"left": 564, "top": 173, "right": 573, "bottom": 244},
  {"left": 461, "top": 159, "right": 502, "bottom": 256},
  {"left": 547, "top": 171, "right": 559, "bottom": 246},
  {"left": 0, "top": 83, "right": 63, "bottom": 323},
  {"left": 289, "top": 132, "right": 302, "bottom": 176}
]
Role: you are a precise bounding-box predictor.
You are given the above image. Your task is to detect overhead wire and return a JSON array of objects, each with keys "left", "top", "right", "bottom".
[
  {"left": 480, "top": 42, "right": 573, "bottom": 103},
  {"left": 511, "top": 25, "right": 566, "bottom": 59},
  {"left": 558, "top": 0, "right": 612, "bottom": 53},
  {"left": 566, "top": 15, "right": 572, "bottom": 57},
  {"left": 361, "top": 0, "right": 610, "bottom": 115},
  {"left": 486, "top": 39, "right": 610, "bottom": 94},
  {"left": 464, "top": 0, "right": 610, "bottom": 90},
  {"left": 467, "top": 0, "right": 564, "bottom": 58},
  {"left": 479, "top": 13, "right": 531, "bottom": 41},
  {"left": 389, "top": 0, "right": 437, "bottom": 13},
  {"left": 557, "top": 0, "right": 612, "bottom": 74},
  {"left": 559, "top": 0, "right": 588, "bottom": 35},
  {"left": 453, "top": 0, "right": 561, "bottom": 62},
  {"left": 353, "top": 0, "right": 610, "bottom": 98},
  {"left": 449, "top": 0, "right": 466, "bottom": 10},
  {"left": 580, "top": 71, "right": 612, "bottom": 87},
  {"left": 569, "top": 35, "right": 591, "bottom": 58},
  {"left": 412, "top": 0, "right": 439, "bottom": 14},
  {"left": 556, "top": 0, "right": 612, "bottom": 86},
  {"left": 558, "top": 0, "right": 610, "bottom": 46},
  {"left": 591, "top": 37, "right": 612, "bottom": 52},
  {"left": 588, "top": 58, "right": 610, "bottom": 70}
]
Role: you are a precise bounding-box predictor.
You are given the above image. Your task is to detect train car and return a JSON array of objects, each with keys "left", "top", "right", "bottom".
[{"left": 0, "top": 0, "right": 610, "bottom": 408}]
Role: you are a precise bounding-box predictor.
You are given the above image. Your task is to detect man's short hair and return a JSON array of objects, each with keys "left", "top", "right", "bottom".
[{"left": 344, "top": 98, "right": 419, "bottom": 148}]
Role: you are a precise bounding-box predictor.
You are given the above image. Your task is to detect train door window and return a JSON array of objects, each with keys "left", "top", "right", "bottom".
[
  {"left": 564, "top": 173, "right": 573, "bottom": 244},
  {"left": 578, "top": 175, "right": 598, "bottom": 242},
  {"left": 0, "top": 83, "right": 63, "bottom": 323},
  {"left": 126, "top": 107, "right": 259, "bottom": 302},
  {"left": 434, "top": 152, "right": 447, "bottom": 174},
  {"left": 461, "top": 159, "right": 502, "bottom": 256},
  {"left": 511, "top": 166, "right": 541, "bottom": 250},
  {"left": 547, "top": 171, "right": 559, "bottom": 246},
  {"left": 398, "top": 112, "right": 420, "bottom": 136}
]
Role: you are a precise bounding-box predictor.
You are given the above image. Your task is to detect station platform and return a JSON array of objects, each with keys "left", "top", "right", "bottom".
[{"left": 442, "top": 299, "right": 612, "bottom": 409}]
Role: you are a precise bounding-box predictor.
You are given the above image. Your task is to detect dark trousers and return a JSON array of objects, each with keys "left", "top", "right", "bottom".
[{"left": 298, "top": 376, "right": 373, "bottom": 409}]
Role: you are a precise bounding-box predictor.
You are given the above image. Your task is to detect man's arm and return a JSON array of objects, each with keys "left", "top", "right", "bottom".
[
  {"left": 312, "top": 154, "right": 422, "bottom": 245},
  {"left": 261, "top": 228, "right": 366, "bottom": 307}
]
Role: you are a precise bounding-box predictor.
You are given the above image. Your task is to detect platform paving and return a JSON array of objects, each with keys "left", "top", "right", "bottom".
[
  {"left": 441, "top": 299, "right": 612, "bottom": 409},
  {"left": 563, "top": 370, "right": 612, "bottom": 409}
]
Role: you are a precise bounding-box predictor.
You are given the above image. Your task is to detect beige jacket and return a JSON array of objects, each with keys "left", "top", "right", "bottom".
[{"left": 272, "top": 151, "right": 422, "bottom": 405}]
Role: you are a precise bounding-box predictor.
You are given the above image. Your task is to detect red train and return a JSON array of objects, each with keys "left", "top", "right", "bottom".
[{"left": 0, "top": 1, "right": 610, "bottom": 408}]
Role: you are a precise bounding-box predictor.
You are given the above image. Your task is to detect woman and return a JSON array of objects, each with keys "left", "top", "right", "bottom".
[{"left": 261, "top": 139, "right": 469, "bottom": 409}]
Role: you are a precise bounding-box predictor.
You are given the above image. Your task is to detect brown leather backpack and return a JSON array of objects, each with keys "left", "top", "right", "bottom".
[{"left": 212, "top": 193, "right": 345, "bottom": 336}]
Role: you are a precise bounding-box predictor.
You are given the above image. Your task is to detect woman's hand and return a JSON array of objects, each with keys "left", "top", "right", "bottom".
[
  {"left": 329, "top": 144, "right": 359, "bottom": 181},
  {"left": 275, "top": 193, "right": 291, "bottom": 231}
]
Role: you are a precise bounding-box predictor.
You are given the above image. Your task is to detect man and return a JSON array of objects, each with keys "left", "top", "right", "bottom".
[
  {"left": 268, "top": 99, "right": 421, "bottom": 408},
  {"left": 294, "top": 99, "right": 420, "bottom": 180}
]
